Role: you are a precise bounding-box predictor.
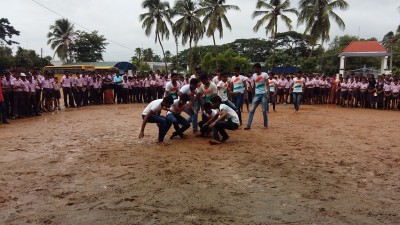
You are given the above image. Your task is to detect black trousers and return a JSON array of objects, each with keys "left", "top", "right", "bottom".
[
  {"left": 63, "top": 87, "right": 75, "bottom": 107},
  {"left": 212, "top": 120, "right": 239, "bottom": 140}
]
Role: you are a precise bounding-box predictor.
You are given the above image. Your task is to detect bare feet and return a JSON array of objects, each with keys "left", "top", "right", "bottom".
[
  {"left": 209, "top": 140, "right": 222, "bottom": 145},
  {"left": 157, "top": 141, "right": 169, "bottom": 146}
]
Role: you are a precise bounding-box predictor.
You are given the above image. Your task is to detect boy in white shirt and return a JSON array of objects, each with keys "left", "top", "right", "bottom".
[
  {"left": 197, "top": 102, "right": 219, "bottom": 137},
  {"left": 231, "top": 67, "right": 247, "bottom": 124},
  {"left": 166, "top": 93, "right": 191, "bottom": 139},
  {"left": 209, "top": 96, "right": 240, "bottom": 145},
  {"left": 244, "top": 63, "right": 270, "bottom": 130},
  {"left": 139, "top": 96, "right": 174, "bottom": 145}
]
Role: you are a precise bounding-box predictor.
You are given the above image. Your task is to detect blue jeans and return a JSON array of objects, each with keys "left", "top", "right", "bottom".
[
  {"left": 293, "top": 92, "right": 302, "bottom": 111},
  {"left": 231, "top": 93, "right": 243, "bottom": 124},
  {"left": 246, "top": 93, "right": 268, "bottom": 128},
  {"left": 166, "top": 113, "right": 190, "bottom": 136},
  {"left": 185, "top": 99, "right": 200, "bottom": 131},
  {"left": 144, "top": 114, "right": 172, "bottom": 142}
]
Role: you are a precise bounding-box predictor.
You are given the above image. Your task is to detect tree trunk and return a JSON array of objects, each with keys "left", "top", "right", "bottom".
[
  {"left": 308, "top": 44, "right": 315, "bottom": 59},
  {"left": 212, "top": 33, "right": 216, "bottom": 46},
  {"left": 271, "top": 23, "right": 278, "bottom": 71},
  {"left": 157, "top": 32, "right": 168, "bottom": 73},
  {"left": 175, "top": 37, "right": 179, "bottom": 71},
  {"left": 189, "top": 33, "right": 193, "bottom": 74}
]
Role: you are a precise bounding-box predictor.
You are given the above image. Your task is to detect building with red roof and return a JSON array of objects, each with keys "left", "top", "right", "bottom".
[{"left": 338, "top": 41, "right": 392, "bottom": 76}]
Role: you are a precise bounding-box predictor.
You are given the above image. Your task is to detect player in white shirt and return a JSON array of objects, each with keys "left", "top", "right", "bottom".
[
  {"left": 139, "top": 96, "right": 174, "bottom": 145},
  {"left": 230, "top": 67, "right": 247, "bottom": 124},
  {"left": 166, "top": 94, "right": 191, "bottom": 139},
  {"left": 178, "top": 78, "right": 201, "bottom": 132},
  {"left": 217, "top": 72, "right": 236, "bottom": 111},
  {"left": 164, "top": 72, "right": 181, "bottom": 100},
  {"left": 290, "top": 71, "right": 306, "bottom": 112},
  {"left": 209, "top": 96, "right": 240, "bottom": 145},
  {"left": 267, "top": 74, "right": 277, "bottom": 112},
  {"left": 197, "top": 102, "right": 218, "bottom": 137},
  {"left": 244, "top": 63, "right": 270, "bottom": 130}
]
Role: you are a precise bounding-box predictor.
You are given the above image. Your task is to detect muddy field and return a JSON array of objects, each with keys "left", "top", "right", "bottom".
[{"left": 0, "top": 103, "right": 399, "bottom": 225}]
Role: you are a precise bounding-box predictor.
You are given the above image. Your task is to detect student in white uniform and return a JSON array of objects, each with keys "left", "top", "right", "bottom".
[
  {"left": 209, "top": 96, "right": 240, "bottom": 145},
  {"left": 197, "top": 102, "right": 218, "bottom": 137},
  {"left": 166, "top": 93, "right": 191, "bottom": 139},
  {"left": 139, "top": 96, "right": 174, "bottom": 145},
  {"left": 291, "top": 71, "right": 305, "bottom": 112},
  {"left": 244, "top": 63, "right": 270, "bottom": 130}
]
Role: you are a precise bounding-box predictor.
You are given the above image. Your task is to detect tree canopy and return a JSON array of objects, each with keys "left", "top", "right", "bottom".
[{"left": 0, "top": 18, "right": 20, "bottom": 45}]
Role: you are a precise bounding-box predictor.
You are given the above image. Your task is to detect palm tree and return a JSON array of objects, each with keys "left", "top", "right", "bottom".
[
  {"left": 382, "top": 25, "right": 400, "bottom": 71},
  {"left": 298, "top": 0, "right": 349, "bottom": 58},
  {"left": 47, "top": 18, "right": 78, "bottom": 63},
  {"left": 135, "top": 47, "right": 142, "bottom": 60},
  {"left": 172, "top": 0, "right": 205, "bottom": 73},
  {"left": 252, "top": 0, "right": 298, "bottom": 69},
  {"left": 196, "top": 0, "right": 240, "bottom": 46},
  {"left": 139, "top": 0, "right": 172, "bottom": 72}
]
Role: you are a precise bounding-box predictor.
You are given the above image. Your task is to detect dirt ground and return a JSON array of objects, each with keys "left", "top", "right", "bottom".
[{"left": 0, "top": 103, "right": 399, "bottom": 225}]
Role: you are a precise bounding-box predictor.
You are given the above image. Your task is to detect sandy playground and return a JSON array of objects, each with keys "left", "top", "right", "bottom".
[{"left": 0, "top": 104, "right": 399, "bottom": 225}]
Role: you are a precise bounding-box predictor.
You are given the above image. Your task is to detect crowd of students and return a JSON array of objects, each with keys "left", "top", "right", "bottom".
[{"left": 1, "top": 65, "right": 399, "bottom": 129}]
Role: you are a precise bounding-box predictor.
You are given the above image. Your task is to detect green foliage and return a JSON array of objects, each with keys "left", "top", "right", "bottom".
[
  {"left": 139, "top": 0, "right": 172, "bottom": 71},
  {"left": 226, "top": 38, "right": 273, "bottom": 62},
  {"left": 200, "top": 48, "right": 251, "bottom": 73},
  {"left": 72, "top": 31, "right": 108, "bottom": 62},
  {"left": 47, "top": 18, "right": 78, "bottom": 63},
  {"left": 0, "top": 18, "right": 20, "bottom": 45},
  {"left": 196, "top": 0, "right": 240, "bottom": 45},
  {"left": 298, "top": 0, "right": 349, "bottom": 57}
]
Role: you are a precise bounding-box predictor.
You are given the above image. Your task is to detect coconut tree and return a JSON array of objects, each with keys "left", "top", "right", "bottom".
[
  {"left": 172, "top": 0, "right": 205, "bottom": 73},
  {"left": 139, "top": 0, "right": 172, "bottom": 72},
  {"left": 382, "top": 25, "right": 400, "bottom": 71},
  {"left": 252, "top": 0, "right": 298, "bottom": 69},
  {"left": 196, "top": 0, "right": 240, "bottom": 46},
  {"left": 298, "top": 0, "right": 349, "bottom": 58},
  {"left": 135, "top": 47, "right": 142, "bottom": 60},
  {"left": 47, "top": 18, "right": 78, "bottom": 63}
]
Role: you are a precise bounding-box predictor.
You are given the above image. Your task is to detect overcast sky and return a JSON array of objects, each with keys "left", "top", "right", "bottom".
[{"left": 2, "top": 0, "right": 400, "bottom": 62}]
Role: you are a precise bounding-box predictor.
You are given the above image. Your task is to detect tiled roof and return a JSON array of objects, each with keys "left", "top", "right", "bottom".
[{"left": 341, "top": 41, "right": 388, "bottom": 53}]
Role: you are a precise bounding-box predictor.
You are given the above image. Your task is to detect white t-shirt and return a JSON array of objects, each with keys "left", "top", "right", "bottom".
[
  {"left": 165, "top": 81, "right": 181, "bottom": 99},
  {"left": 217, "top": 80, "right": 229, "bottom": 101},
  {"left": 292, "top": 77, "right": 305, "bottom": 93},
  {"left": 167, "top": 99, "right": 186, "bottom": 114},
  {"left": 231, "top": 75, "right": 246, "bottom": 93},
  {"left": 268, "top": 79, "right": 277, "bottom": 92},
  {"left": 219, "top": 104, "right": 239, "bottom": 125},
  {"left": 203, "top": 109, "right": 218, "bottom": 120},
  {"left": 179, "top": 84, "right": 198, "bottom": 100},
  {"left": 252, "top": 72, "right": 269, "bottom": 94},
  {"left": 142, "top": 99, "right": 163, "bottom": 116},
  {"left": 199, "top": 82, "right": 218, "bottom": 102}
]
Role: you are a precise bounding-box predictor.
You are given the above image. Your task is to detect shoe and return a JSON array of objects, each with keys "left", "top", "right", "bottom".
[
  {"left": 244, "top": 126, "right": 251, "bottom": 130},
  {"left": 2, "top": 121, "right": 10, "bottom": 124}
]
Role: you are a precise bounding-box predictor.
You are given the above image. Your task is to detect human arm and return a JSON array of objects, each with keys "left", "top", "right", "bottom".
[
  {"left": 209, "top": 110, "right": 227, "bottom": 128},
  {"left": 138, "top": 110, "right": 153, "bottom": 139}
]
